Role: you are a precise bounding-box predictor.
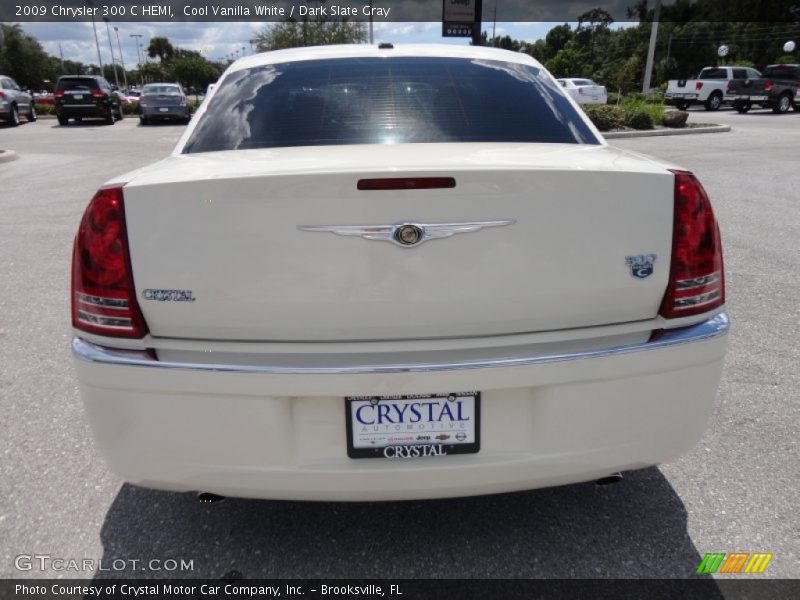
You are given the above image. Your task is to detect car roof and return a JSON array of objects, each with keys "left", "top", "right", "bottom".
[{"left": 227, "top": 44, "right": 542, "bottom": 74}]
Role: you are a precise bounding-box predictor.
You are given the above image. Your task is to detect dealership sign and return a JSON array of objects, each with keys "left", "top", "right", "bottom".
[{"left": 442, "top": 0, "right": 478, "bottom": 37}]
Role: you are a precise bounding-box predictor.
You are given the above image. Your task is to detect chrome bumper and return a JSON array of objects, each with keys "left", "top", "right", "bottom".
[{"left": 72, "top": 313, "right": 729, "bottom": 375}]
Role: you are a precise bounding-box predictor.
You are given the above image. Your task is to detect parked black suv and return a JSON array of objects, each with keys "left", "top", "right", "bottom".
[{"left": 54, "top": 75, "right": 124, "bottom": 125}]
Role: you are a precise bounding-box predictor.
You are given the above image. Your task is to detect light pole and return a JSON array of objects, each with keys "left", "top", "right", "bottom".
[
  {"left": 130, "top": 34, "right": 144, "bottom": 86},
  {"left": 85, "top": 0, "right": 104, "bottom": 75},
  {"left": 114, "top": 26, "right": 128, "bottom": 89},
  {"left": 103, "top": 17, "right": 120, "bottom": 87},
  {"left": 643, "top": 0, "right": 661, "bottom": 93}
]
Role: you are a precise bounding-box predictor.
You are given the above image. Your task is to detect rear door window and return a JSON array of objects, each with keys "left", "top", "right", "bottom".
[
  {"left": 183, "top": 56, "right": 599, "bottom": 153},
  {"left": 698, "top": 68, "right": 728, "bottom": 79},
  {"left": 57, "top": 78, "right": 99, "bottom": 92},
  {"left": 763, "top": 65, "right": 800, "bottom": 79}
]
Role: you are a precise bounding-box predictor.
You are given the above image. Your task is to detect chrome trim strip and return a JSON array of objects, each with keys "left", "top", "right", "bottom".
[
  {"left": 76, "top": 293, "right": 129, "bottom": 310},
  {"left": 675, "top": 272, "right": 721, "bottom": 291},
  {"left": 72, "top": 313, "right": 729, "bottom": 375},
  {"left": 76, "top": 312, "right": 132, "bottom": 329},
  {"left": 674, "top": 289, "right": 722, "bottom": 308}
]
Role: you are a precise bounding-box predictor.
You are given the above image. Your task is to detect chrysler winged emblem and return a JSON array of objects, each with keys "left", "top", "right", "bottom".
[{"left": 298, "top": 220, "right": 516, "bottom": 248}]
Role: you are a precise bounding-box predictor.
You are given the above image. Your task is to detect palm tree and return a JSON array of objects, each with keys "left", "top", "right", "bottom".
[{"left": 147, "top": 37, "right": 174, "bottom": 62}]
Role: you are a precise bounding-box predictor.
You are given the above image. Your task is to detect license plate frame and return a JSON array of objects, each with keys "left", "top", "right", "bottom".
[{"left": 345, "top": 392, "right": 481, "bottom": 459}]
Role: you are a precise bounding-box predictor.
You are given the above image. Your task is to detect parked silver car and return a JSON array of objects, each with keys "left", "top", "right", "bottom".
[
  {"left": 138, "top": 83, "right": 191, "bottom": 124},
  {"left": 0, "top": 75, "right": 37, "bottom": 126}
]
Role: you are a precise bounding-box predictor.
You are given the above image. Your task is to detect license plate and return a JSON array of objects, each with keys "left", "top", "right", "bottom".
[
  {"left": 159, "top": 107, "right": 169, "bottom": 112},
  {"left": 345, "top": 392, "right": 480, "bottom": 459},
  {"left": 73, "top": 94, "right": 83, "bottom": 100}
]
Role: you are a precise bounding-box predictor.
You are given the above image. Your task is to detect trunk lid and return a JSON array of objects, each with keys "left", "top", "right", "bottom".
[{"left": 121, "top": 143, "right": 674, "bottom": 341}]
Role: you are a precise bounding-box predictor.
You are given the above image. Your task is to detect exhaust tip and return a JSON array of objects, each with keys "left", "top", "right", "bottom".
[
  {"left": 596, "top": 472, "right": 623, "bottom": 486},
  {"left": 197, "top": 492, "right": 226, "bottom": 504}
]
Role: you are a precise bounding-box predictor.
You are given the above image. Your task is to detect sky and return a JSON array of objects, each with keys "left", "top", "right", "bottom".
[{"left": 21, "top": 21, "right": 590, "bottom": 69}]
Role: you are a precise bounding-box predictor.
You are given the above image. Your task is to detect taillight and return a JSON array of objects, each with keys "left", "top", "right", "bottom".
[
  {"left": 578, "top": 88, "right": 585, "bottom": 95},
  {"left": 179, "top": 95, "right": 187, "bottom": 106},
  {"left": 0, "top": 91, "right": 5, "bottom": 100},
  {"left": 659, "top": 170, "right": 724, "bottom": 319},
  {"left": 54, "top": 90, "right": 64, "bottom": 98},
  {"left": 91, "top": 89, "right": 105, "bottom": 98},
  {"left": 71, "top": 186, "right": 148, "bottom": 338},
  {"left": 695, "top": 82, "right": 703, "bottom": 90},
  {"left": 726, "top": 81, "right": 732, "bottom": 91},
  {"left": 764, "top": 81, "right": 774, "bottom": 91}
]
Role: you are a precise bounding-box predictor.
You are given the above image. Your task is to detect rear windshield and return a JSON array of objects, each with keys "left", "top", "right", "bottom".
[
  {"left": 698, "top": 68, "right": 728, "bottom": 79},
  {"left": 571, "top": 79, "right": 595, "bottom": 86},
  {"left": 142, "top": 85, "right": 182, "bottom": 95},
  {"left": 57, "top": 77, "right": 98, "bottom": 91},
  {"left": 763, "top": 65, "right": 800, "bottom": 79},
  {"left": 183, "top": 57, "right": 599, "bottom": 153}
]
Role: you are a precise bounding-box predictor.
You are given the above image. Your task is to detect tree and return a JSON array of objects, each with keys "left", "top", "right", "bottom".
[
  {"left": 546, "top": 49, "right": 586, "bottom": 78},
  {"left": 167, "top": 55, "right": 220, "bottom": 92},
  {"left": 0, "top": 24, "right": 50, "bottom": 89},
  {"left": 253, "top": 19, "right": 367, "bottom": 51},
  {"left": 147, "top": 37, "right": 175, "bottom": 62}
]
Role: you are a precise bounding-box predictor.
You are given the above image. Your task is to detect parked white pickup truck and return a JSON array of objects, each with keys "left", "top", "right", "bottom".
[{"left": 666, "top": 66, "right": 761, "bottom": 110}]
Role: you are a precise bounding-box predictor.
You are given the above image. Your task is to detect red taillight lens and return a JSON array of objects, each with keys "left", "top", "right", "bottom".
[
  {"left": 357, "top": 177, "right": 456, "bottom": 190},
  {"left": 71, "top": 186, "right": 148, "bottom": 338},
  {"left": 726, "top": 81, "right": 732, "bottom": 91},
  {"left": 54, "top": 90, "right": 64, "bottom": 98},
  {"left": 659, "top": 170, "right": 724, "bottom": 319},
  {"left": 764, "top": 81, "right": 774, "bottom": 91},
  {"left": 91, "top": 89, "right": 105, "bottom": 98},
  {"left": 695, "top": 82, "right": 703, "bottom": 90},
  {"left": 0, "top": 91, "right": 5, "bottom": 99}
]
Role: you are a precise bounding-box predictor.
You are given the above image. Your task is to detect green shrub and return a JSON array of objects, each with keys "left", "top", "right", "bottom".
[
  {"left": 623, "top": 108, "right": 655, "bottom": 130},
  {"left": 121, "top": 102, "right": 139, "bottom": 115},
  {"left": 625, "top": 92, "right": 664, "bottom": 104},
  {"left": 582, "top": 104, "right": 624, "bottom": 131},
  {"left": 34, "top": 103, "right": 54, "bottom": 115},
  {"left": 606, "top": 92, "right": 622, "bottom": 105},
  {"left": 620, "top": 99, "right": 664, "bottom": 126}
]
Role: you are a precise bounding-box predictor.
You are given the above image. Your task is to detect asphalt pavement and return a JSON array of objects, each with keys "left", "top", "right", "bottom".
[{"left": 0, "top": 109, "right": 798, "bottom": 580}]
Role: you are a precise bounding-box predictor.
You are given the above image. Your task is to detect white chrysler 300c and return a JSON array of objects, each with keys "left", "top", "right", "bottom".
[{"left": 71, "top": 45, "right": 728, "bottom": 501}]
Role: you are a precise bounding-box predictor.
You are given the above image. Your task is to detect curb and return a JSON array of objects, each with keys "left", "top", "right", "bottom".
[
  {"left": 604, "top": 124, "right": 731, "bottom": 139},
  {"left": 0, "top": 149, "right": 19, "bottom": 163}
]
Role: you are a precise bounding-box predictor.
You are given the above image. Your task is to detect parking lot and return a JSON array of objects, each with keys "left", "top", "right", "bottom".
[{"left": 1, "top": 109, "right": 798, "bottom": 579}]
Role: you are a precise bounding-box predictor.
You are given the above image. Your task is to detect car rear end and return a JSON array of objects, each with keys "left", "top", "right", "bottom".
[
  {"left": 571, "top": 79, "right": 607, "bottom": 104},
  {"left": 55, "top": 76, "right": 112, "bottom": 121},
  {"left": 139, "top": 84, "right": 191, "bottom": 123},
  {"left": 71, "top": 46, "right": 728, "bottom": 501},
  {"left": 665, "top": 78, "right": 701, "bottom": 106}
]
